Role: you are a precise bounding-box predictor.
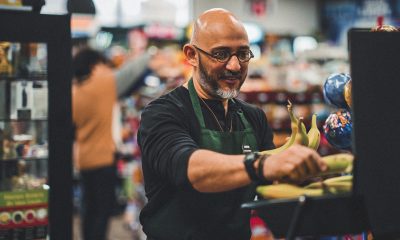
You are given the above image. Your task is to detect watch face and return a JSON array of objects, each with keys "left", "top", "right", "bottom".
[{"left": 245, "top": 152, "right": 255, "bottom": 161}]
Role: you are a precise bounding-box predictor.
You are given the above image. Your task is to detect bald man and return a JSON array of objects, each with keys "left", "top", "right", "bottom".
[{"left": 138, "top": 8, "right": 327, "bottom": 240}]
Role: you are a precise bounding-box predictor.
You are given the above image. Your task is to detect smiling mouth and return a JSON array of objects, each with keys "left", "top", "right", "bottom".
[{"left": 221, "top": 76, "right": 240, "bottom": 81}]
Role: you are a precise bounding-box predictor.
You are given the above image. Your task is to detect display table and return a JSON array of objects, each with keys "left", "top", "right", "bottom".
[{"left": 242, "top": 193, "right": 369, "bottom": 239}]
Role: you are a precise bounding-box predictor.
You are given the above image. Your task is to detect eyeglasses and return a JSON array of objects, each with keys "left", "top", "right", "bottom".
[{"left": 193, "top": 45, "right": 254, "bottom": 63}]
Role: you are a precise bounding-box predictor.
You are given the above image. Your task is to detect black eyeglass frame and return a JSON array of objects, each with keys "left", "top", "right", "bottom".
[{"left": 192, "top": 45, "right": 254, "bottom": 63}]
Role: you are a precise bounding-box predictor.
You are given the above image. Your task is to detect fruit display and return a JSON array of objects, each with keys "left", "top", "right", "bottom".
[
  {"left": 255, "top": 96, "right": 354, "bottom": 201},
  {"left": 256, "top": 153, "right": 354, "bottom": 200}
]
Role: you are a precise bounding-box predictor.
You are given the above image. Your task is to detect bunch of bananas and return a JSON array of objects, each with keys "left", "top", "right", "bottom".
[
  {"left": 255, "top": 100, "right": 355, "bottom": 200},
  {"left": 259, "top": 100, "right": 320, "bottom": 155},
  {"left": 257, "top": 174, "right": 353, "bottom": 199},
  {"left": 256, "top": 154, "right": 354, "bottom": 199}
]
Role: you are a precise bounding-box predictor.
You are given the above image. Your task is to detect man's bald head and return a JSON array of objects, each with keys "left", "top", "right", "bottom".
[{"left": 190, "top": 8, "right": 248, "bottom": 46}]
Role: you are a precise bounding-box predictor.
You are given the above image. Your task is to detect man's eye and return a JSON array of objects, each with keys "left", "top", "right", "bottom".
[
  {"left": 212, "top": 51, "right": 229, "bottom": 60},
  {"left": 238, "top": 51, "right": 250, "bottom": 59}
]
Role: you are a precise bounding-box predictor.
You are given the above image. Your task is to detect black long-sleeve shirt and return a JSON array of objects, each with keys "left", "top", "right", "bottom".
[{"left": 138, "top": 85, "right": 275, "bottom": 240}]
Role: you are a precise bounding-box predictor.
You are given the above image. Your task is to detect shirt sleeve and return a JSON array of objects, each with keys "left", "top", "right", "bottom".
[
  {"left": 114, "top": 53, "right": 151, "bottom": 98},
  {"left": 138, "top": 96, "right": 198, "bottom": 190}
]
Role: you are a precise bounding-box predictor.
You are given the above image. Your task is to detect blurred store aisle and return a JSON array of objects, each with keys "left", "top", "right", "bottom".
[{"left": 73, "top": 214, "right": 146, "bottom": 240}]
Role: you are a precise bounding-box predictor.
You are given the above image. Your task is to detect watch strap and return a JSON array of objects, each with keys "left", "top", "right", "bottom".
[
  {"left": 257, "top": 154, "right": 272, "bottom": 185},
  {"left": 244, "top": 153, "right": 260, "bottom": 182}
]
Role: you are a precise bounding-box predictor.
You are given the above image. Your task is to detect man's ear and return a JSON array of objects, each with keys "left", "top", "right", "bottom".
[{"left": 183, "top": 44, "right": 198, "bottom": 67}]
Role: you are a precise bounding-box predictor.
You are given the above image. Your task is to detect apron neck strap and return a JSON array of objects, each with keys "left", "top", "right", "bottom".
[
  {"left": 236, "top": 106, "right": 253, "bottom": 130},
  {"left": 188, "top": 78, "right": 206, "bottom": 128}
]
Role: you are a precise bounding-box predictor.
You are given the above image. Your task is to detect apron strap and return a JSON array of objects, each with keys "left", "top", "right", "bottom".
[
  {"left": 188, "top": 78, "right": 206, "bottom": 128},
  {"left": 232, "top": 99, "right": 253, "bottom": 130}
]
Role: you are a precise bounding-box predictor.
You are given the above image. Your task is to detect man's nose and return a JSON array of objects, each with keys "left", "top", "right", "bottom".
[{"left": 225, "top": 55, "right": 241, "bottom": 72}]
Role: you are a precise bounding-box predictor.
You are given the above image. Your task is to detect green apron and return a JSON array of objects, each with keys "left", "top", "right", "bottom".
[{"left": 188, "top": 79, "right": 258, "bottom": 155}]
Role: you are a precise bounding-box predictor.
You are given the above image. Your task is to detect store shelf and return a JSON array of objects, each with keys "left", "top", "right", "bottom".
[
  {"left": 0, "top": 119, "right": 47, "bottom": 122},
  {"left": 0, "top": 157, "right": 47, "bottom": 162},
  {"left": 0, "top": 75, "right": 47, "bottom": 81},
  {"left": 238, "top": 89, "right": 324, "bottom": 105}
]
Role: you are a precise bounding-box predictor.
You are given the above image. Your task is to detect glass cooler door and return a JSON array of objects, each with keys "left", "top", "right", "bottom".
[
  {"left": 0, "top": 41, "right": 49, "bottom": 240},
  {"left": 0, "top": 12, "right": 72, "bottom": 240}
]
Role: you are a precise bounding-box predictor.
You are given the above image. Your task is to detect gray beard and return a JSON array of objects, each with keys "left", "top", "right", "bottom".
[
  {"left": 198, "top": 57, "right": 239, "bottom": 99},
  {"left": 216, "top": 87, "right": 238, "bottom": 99}
]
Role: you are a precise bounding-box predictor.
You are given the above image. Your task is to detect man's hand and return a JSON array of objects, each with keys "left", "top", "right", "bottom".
[{"left": 262, "top": 144, "right": 328, "bottom": 184}]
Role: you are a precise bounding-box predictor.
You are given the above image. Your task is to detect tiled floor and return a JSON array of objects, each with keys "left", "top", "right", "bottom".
[{"left": 73, "top": 214, "right": 145, "bottom": 240}]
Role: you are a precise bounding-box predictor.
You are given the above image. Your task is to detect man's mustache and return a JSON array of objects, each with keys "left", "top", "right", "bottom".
[{"left": 219, "top": 71, "right": 241, "bottom": 79}]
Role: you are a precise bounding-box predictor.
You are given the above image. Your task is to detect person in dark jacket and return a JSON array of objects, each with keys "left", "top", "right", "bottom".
[{"left": 138, "top": 8, "right": 327, "bottom": 240}]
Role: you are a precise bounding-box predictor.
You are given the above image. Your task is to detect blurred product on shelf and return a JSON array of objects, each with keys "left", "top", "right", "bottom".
[
  {"left": 0, "top": 42, "right": 12, "bottom": 75},
  {"left": 0, "top": 0, "right": 22, "bottom": 6},
  {"left": 11, "top": 159, "right": 46, "bottom": 191},
  {"left": 371, "top": 24, "right": 399, "bottom": 32}
]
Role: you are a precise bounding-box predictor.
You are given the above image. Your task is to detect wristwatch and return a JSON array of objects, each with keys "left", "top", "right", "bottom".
[{"left": 243, "top": 152, "right": 260, "bottom": 182}]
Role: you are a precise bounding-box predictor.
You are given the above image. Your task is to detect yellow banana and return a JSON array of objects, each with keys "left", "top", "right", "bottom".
[
  {"left": 287, "top": 100, "right": 298, "bottom": 127},
  {"left": 258, "top": 100, "right": 309, "bottom": 155},
  {"left": 324, "top": 181, "right": 352, "bottom": 194},
  {"left": 319, "top": 153, "right": 354, "bottom": 176},
  {"left": 324, "top": 175, "right": 353, "bottom": 183},
  {"left": 304, "top": 180, "right": 352, "bottom": 194},
  {"left": 287, "top": 100, "right": 308, "bottom": 146},
  {"left": 307, "top": 114, "right": 320, "bottom": 150},
  {"left": 257, "top": 184, "right": 323, "bottom": 199},
  {"left": 259, "top": 100, "right": 299, "bottom": 155},
  {"left": 259, "top": 124, "right": 298, "bottom": 155},
  {"left": 296, "top": 117, "right": 309, "bottom": 146}
]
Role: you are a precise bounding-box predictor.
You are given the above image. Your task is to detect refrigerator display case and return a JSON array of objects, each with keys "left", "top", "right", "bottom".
[{"left": 0, "top": 11, "right": 72, "bottom": 240}]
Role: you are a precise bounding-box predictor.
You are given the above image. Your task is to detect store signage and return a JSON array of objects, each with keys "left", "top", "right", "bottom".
[
  {"left": 0, "top": 189, "right": 48, "bottom": 240},
  {"left": 143, "top": 23, "right": 184, "bottom": 40}
]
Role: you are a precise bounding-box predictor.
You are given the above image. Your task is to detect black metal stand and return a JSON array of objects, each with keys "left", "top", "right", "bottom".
[{"left": 286, "top": 195, "right": 308, "bottom": 240}]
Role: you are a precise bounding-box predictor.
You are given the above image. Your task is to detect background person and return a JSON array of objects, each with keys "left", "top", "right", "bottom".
[{"left": 72, "top": 47, "right": 168, "bottom": 240}]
